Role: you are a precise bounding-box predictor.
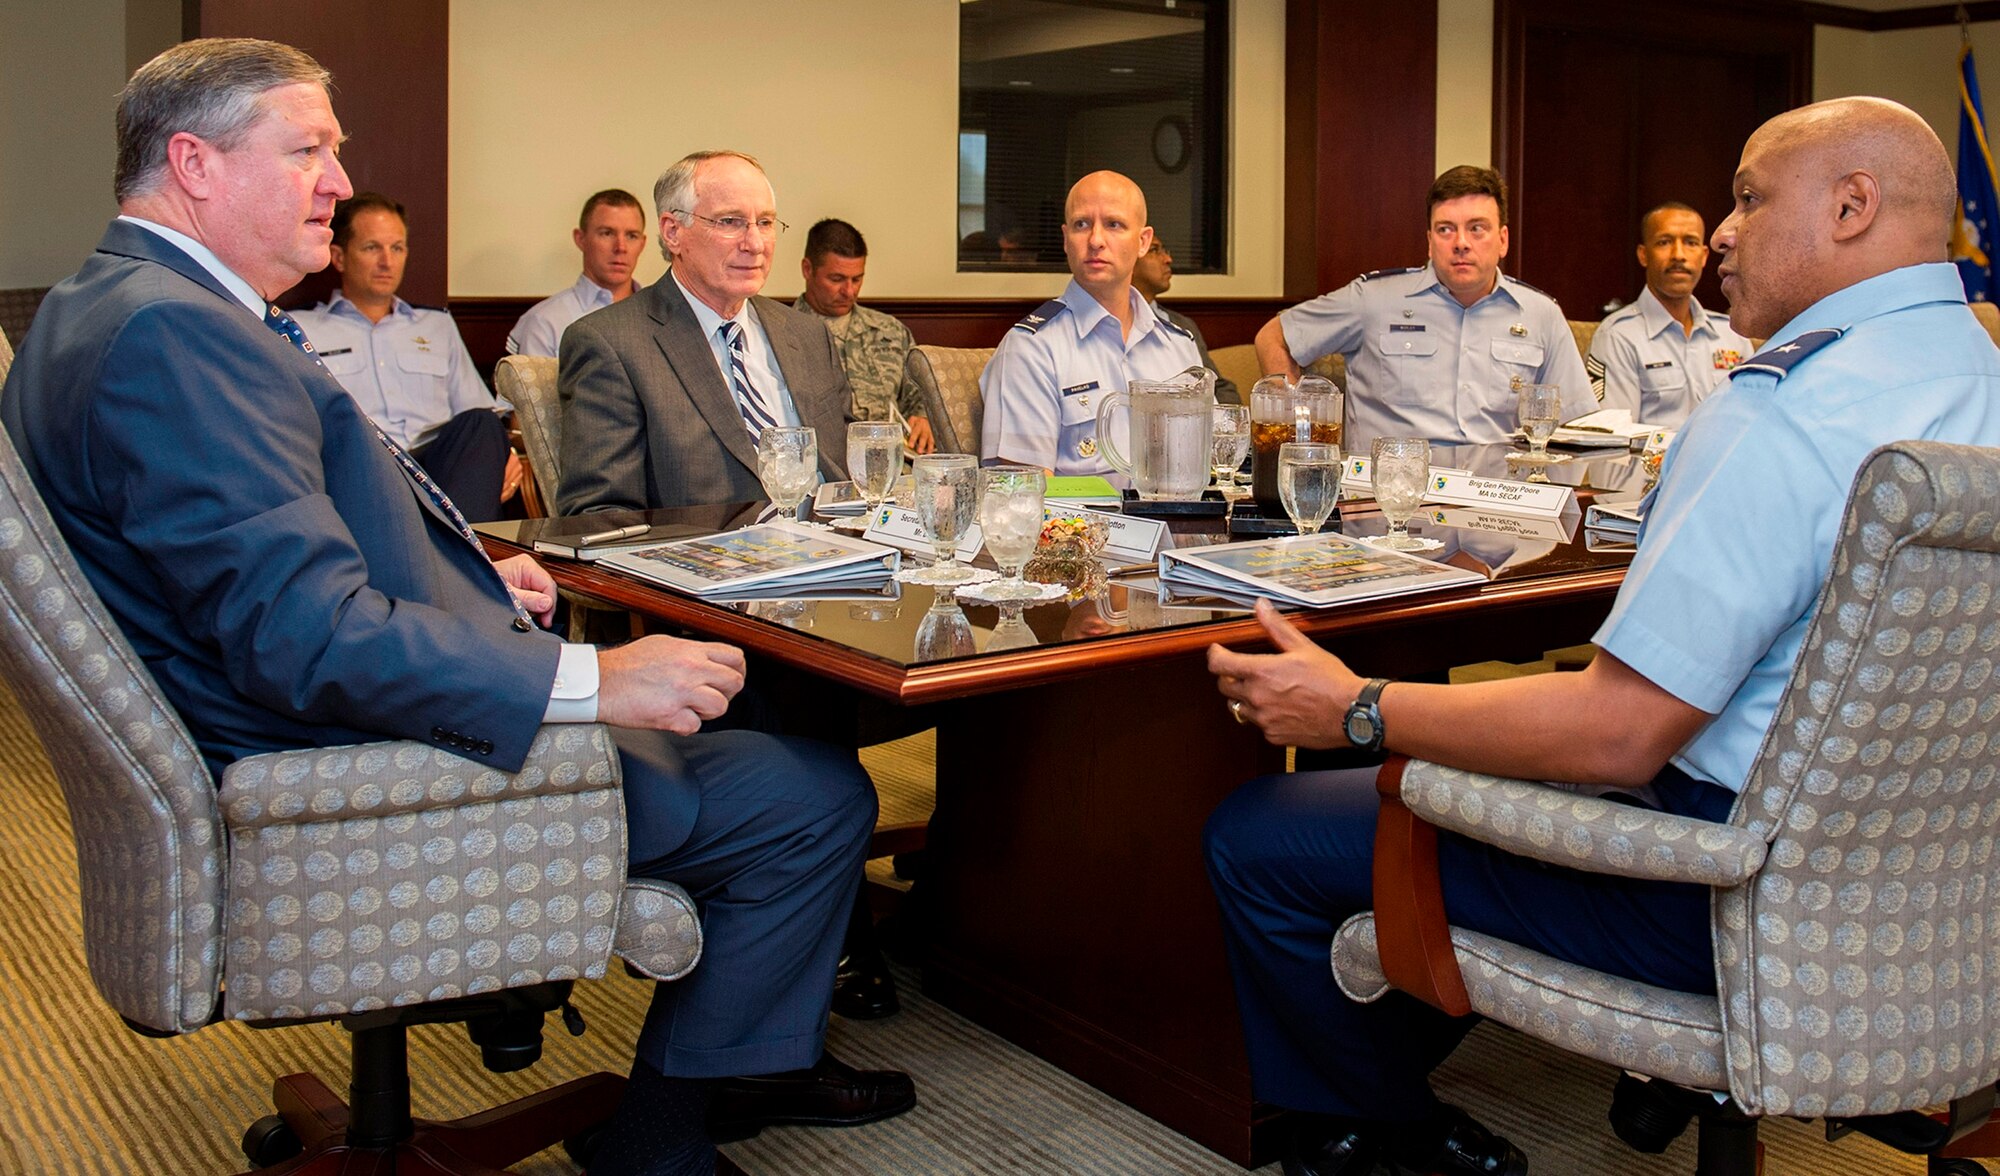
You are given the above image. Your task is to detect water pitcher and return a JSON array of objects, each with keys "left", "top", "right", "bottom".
[{"left": 1095, "top": 370, "right": 1214, "bottom": 501}]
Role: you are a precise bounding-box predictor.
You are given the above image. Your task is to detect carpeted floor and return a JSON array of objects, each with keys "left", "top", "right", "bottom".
[{"left": 0, "top": 679, "right": 1943, "bottom": 1174}]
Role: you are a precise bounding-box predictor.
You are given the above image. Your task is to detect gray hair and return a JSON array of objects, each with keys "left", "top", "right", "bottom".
[
  {"left": 116, "top": 38, "right": 331, "bottom": 203},
  {"left": 651, "top": 150, "right": 768, "bottom": 262}
]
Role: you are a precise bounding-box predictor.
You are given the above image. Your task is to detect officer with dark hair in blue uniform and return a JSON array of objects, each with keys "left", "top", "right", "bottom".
[{"left": 1254, "top": 166, "right": 1594, "bottom": 455}]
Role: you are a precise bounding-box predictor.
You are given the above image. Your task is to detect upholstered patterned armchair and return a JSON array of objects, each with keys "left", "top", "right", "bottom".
[
  {"left": 496, "top": 354, "right": 561, "bottom": 517},
  {"left": 907, "top": 344, "right": 993, "bottom": 456},
  {"left": 0, "top": 412, "right": 701, "bottom": 1172},
  {"left": 1334, "top": 441, "right": 2000, "bottom": 1176}
]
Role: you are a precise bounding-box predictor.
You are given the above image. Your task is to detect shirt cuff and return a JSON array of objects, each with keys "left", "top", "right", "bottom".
[{"left": 541, "top": 642, "right": 600, "bottom": 723}]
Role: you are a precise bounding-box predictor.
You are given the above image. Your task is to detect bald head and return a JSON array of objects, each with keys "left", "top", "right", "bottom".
[
  {"left": 1062, "top": 170, "right": 1153, "bottom": 311},
  {"left": 1711, "top": 97, "right": 1956, "bottom": 338},
  {"left": 1065, "top": 170, "right": 1148, "bottom": 224}
]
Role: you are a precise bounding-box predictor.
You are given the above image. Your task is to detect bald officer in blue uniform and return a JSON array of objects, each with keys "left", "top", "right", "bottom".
[
  {"left": 296, "top": 192, "right": 517, "bottom": 521},
  {"left": 1206, "top": 99, "right": 1999, "bottom": 1176},
  {"left": 1255, "top": 166, "right": 1593, "bottom": 454},
  {"left": 980, "top": 170, "right": 1203, "bottom": 481},
  {"left": 1588, "top": 201, "right": 1752, "bottom": 426}
]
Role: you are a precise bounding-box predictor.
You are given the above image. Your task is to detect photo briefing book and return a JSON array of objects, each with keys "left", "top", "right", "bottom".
[
  {"left": 595, "top": 521, "right": 900, "bottom": 598},
  {"left": 1157, "top": 532, "right": 1484, "bottom": 608}
]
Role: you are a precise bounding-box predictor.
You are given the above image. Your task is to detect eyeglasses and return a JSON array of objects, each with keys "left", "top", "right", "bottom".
[{"left": 673, "top": 210, "right": 789, "bottom": 241}]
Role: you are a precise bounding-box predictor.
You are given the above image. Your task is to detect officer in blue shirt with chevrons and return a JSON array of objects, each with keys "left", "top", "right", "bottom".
[
  {"left": 1208, "top": 100, "right": 2000, "bottom": 1176},
  {"left": 1254, "top": 166, "right": 1594, "bottom": 455},
  {"left": 296, "top": 192, "right": 517, "bottom": 521},
  {"left": 1587, "top": 201, "right": 1753, "bottom": 426},
  {"left": 980, "top": 170, "right": 1203, "bottom": 481}
]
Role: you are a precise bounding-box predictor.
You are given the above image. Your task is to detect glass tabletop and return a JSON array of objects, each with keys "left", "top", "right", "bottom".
[{"left": 478, "top": 444, "right": 1642, "bottom": 672}]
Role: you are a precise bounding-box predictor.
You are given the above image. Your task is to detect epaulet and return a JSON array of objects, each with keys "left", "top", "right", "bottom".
[
  {"left": 1501, "top": 274, "right": 1551, "bottom": 300},
  {"left": 1359, "top": 266, "right": 1422, "bottom": 282},
  {"left": 410, "top": 303, "right": 451, "bottom": 315},
  {"left": 1012, "top": 298, "right": 1068, "bottom": 334},
  {"left": 1156, "top": 310, "right": 1195, "bottom": 341},
  {"left": 1729, "top": 327, "right": 1845, "bottom": 382}
]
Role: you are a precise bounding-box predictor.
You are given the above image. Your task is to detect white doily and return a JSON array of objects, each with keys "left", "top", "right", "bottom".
[
  {"left": 953, "top": 579, "right": 1068, "bottom": 606},
  {"left": 892, "top": 564, "right": 1000, "bottom": 587}
]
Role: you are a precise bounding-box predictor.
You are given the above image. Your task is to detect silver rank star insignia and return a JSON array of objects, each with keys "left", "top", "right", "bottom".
[
  {"left": 1079, "top": 437, "right": 1097, "bottom": 458},
  {"left": 1509, "top": 323, "right": 1527, "bottom": 337}
]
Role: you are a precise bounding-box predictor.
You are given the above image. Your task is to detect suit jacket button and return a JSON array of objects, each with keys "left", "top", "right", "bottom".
[
  {"left": 431, "top": 726, "right": 448, "bottom": 740},
  {"left": 513, "top": 617, "right": 532, "bottom": 632},
  {"left": 477, "top": 740, "right": 494, "bottom": 756}
]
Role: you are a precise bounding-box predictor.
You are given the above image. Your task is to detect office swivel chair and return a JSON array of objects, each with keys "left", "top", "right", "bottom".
[
  {"left": 907, "top": 345, "right": 992, "bottom": 456},
  {"left": 496, "top": 354, "right": 562, "bottom": 518},
  {"left": 1334, "top": 440, "right": 2000, "bottom": 1175},
  {"left": 0, "top": 397, "right": 702, "bottom": 1173}
]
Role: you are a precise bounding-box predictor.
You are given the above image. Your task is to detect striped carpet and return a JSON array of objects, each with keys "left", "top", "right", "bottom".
[{"left": 0, "top": 680, "right": 1939, "bottom": 1174}]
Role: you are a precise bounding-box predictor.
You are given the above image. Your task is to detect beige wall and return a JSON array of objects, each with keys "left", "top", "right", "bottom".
[
  {"left": 1815, "top": 21, "right": 2000, "bottom": 148},
  {"left": 1435, "top": 0, "right": 1495, "bottom": 174},
  {"left": 448, "top": 0, "right": 1286, "bottom": 299},
  {"left": 0, "top": 0, "right": 127, "bottom": 289}
]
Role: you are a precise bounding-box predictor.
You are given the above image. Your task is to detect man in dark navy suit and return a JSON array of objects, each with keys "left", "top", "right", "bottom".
[{"left": 0, "top": 38, "right": 910, "bottom": 1176}]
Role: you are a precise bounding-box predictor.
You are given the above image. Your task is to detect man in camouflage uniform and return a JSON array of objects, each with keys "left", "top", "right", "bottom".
[{"left": 791, "top": 218, "right": 936, "bottom": 454}]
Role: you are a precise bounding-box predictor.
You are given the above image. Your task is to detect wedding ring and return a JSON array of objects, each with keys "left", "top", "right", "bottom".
[{"left": 1228, "top": 698, "right": 1247, "bottom": 724}]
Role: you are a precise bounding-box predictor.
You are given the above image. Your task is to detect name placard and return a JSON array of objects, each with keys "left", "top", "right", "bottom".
[
  {"left": 862, "top": 505, "right": 983, "bottom": 562},
  {"left": 1044, "top": 504, "right": 1166, "bottom": 563},
  {"left": 1425, "top": 505, "right": 1579, "bottom": 543},
  {"left": 1343, "top": 457, "right": 1573, "bottom": 518}
]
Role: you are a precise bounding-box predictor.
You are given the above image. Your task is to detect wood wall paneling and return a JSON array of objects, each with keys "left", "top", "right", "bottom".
[
  {"left": 186, "top": 0, "right": 451, "bottom": 310},
  {"left": 1495, "top": 0, "right": 1811, "bottom": 318},
  {"left": 1283, "top": 1, "right": 1439, "bottom": 301}
]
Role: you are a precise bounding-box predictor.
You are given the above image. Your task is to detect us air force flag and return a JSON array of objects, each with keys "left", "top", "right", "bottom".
[{"left": 1955, "top": 45, "right": 2000, "bottom": 303}]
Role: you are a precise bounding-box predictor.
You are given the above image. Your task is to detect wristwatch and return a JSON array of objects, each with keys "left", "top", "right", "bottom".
[{"left": 1343, "top": 678, "right": 1391, "bottom": 753}]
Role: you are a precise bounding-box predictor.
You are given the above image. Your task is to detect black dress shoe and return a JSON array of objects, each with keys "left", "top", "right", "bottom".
[
  {"left": 830, "top": 950, "right": 900, "bottom": 1020},
  {"left": 1387, "top": 1105, "right": 1528, "bottom": 1176},
  {"left": 1281, "top": 1120, "right": 1382, "bottom": 1176},
  {"left": 707, "top": 1051, "right": 917, "bottom": 1142}
]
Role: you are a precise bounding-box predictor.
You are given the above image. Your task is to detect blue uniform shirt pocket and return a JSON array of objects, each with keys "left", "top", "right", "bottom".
[
  {"left": 1377, "top": 327, "right": 1437, "bottom": 357},
  {"left": 1489, "top": 339, "right": 1545, "bottom": 367}
]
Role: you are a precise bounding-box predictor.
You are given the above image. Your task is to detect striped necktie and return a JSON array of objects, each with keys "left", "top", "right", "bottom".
[
  {"left": 719, "top": 319, "right": 780, "bottom": 439},
  {"left": 262, "top": 304, "right": 537, "bottom": 630}
]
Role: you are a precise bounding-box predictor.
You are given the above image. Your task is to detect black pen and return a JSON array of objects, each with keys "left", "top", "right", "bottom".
[{"left": 578, "top": 524, "right": 651, "bottom": 546}]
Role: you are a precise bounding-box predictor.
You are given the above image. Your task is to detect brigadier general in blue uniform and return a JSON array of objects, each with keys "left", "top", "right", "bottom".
[
  {"left": 1207, "top": 99, "right": 2000, "bottom": 1176},
  {"left": 1254, "top": 166, "right": 1594, "bottom": 453},
  {"left": 296, "top": 192, "right": 519, "bottom": 520},
  {"left": 980, "top": 170, "right": 1203, "bottom": 481}
]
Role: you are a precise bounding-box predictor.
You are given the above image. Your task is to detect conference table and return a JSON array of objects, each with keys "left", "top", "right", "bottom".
[{"left": 478, "top": 446, "right": 1645, "bottom": 1168}]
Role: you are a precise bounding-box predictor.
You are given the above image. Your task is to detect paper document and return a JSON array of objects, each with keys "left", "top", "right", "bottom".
[
  {"left": 596, "top": 522, "right": 899, "bottom": 597},
  {"left": 1158, "top": 533, "right": 1483, "bottom": 609}
]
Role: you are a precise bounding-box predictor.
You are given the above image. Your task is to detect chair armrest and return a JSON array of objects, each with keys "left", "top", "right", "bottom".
[
  {"left": 1371, "top": 756, "right": 1472, "bottom": 1015},
  {"left": 1399, "top": 759, "right": 1767, "bottom": 887},
  {"left": 219, "top": 723, "right": 622, "bottom": 829}
]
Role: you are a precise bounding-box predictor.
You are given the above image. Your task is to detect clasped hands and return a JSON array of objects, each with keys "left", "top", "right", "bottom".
[
  {"left": 1208, "top": 599, "right": 1363, "bottom": 750},
  {"left": 495, "top": 553, "right": 745, "bottom": 735}
]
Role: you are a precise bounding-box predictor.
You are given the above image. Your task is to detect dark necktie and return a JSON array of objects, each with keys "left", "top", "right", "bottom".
[
  {"left": 719, "top": 319, "right": 780, "bottom": 439},
  {"left": 263, "top": 304, "right": 537, "bottom": 630}
]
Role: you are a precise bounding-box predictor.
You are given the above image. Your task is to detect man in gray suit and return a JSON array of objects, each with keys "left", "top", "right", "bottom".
[{"left": 558, "top": 151, "right": 854, "bottom": 513}]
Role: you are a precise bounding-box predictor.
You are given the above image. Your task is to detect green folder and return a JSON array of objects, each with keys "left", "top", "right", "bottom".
[{"left": 1044, "top": 476, "right": 1121, "bottom": 503}]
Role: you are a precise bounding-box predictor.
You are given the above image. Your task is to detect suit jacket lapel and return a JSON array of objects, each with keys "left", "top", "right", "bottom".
[
  {"left": 650, "top": 281, "right": 760, "bottom": 475},
  {"left": 759, "top": 298, "right": 846, "bottom": 479},
  {"left": 104, "top": 224, "right": 485, "bottom": 546}
]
